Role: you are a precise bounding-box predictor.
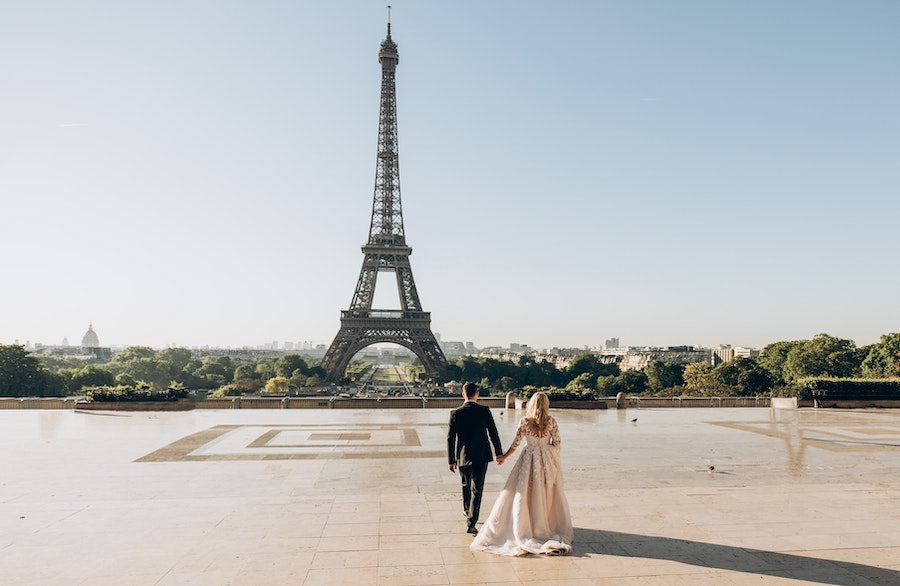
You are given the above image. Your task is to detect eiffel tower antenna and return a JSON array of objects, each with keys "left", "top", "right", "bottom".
[{"left": 321, "top": 17, "right": 447, "bottom": 383}]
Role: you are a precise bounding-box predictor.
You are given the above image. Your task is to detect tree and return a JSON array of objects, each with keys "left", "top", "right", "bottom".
[
  {"left": 861, "top": 333, "right": 900, "bottom": 378},
  {"left": 255, "top": 360, "right": 276, "bottom": 382},
  {"left": 714, "top": 360, "right": 743, "bottom": 388},
  {"left": 68, "top": 365, "right": 115, "bottom": 393},
  {"left": 112, "top": 346, "right": 157, "bottom": 362},
  {"left": 0, "top": 345, "right": 54, "bottom": 397},
  {"left": 106, "top": 346, "right": 180, "bottom": 391},
  {"left": 289, "top": 370, "right": 308, "bottom": 388},
  {"left": 36, "top": 354, "right": 93, "bottom": 374},
  {"left": 480, "top": 358, "right": 503, "bottom": 384},
  {"left": 783, "top": 334, "right": 861, "bottom": 382},
  {"left": 736, "top": 361, "right": 775, "bottom": 395},
  {"left": 595, "top": 375, "right": 622, "bottom": 396},
  {"left": 158, "top": 348, "right": 192, "bottom": 372},
  {"left": 517, "top": 356, "right": 565, "bottom": 387},
  {"left": 683, "top": 362, "right": 714, "bottom": 394},
  {"left": 566, "top": 372, "right": 596, "bottom": 391},
  {"left": 192, "top": 356, "right": 235, "bottom": 388},
  {"left": 110, "top": 356, "right": 170, "bottom": 390},
  {"left": 42, "top": 371, "right": 68, "bottom": 396},
  {"left": 275, "top": 355, "right": 308, "bottom": 378},
  {"left": 115, "top": 373, "right": 137, "bottom": 387},
  {"left": 443, "top": 363, "right": 462, "bottom": 383},
  {"left": 758, "top": 340, "right": 805, "bottom": 385},
  {"left": 567, "top": 354, "right": 619, "bottom": 381},
  {"left": 496, "top": 376, "right": 517, "bottom": 390},
  {"left": 567, "top": 354, "right": 602, "bottom": 378},
  {"left": 458, "top": 357, "right": 483, "bottom": 383},
  {"left": 708, "top": 358, "right": 776, "bottom": 396},
  {"left": 265, "top": 376, "right": 290, "bottom": 394},
  {"left": 234, "top": 363, "right": 258, "bottom": 381},
  {"left": 645, "top": 361, "right": 684, "bottom": 393},
  {"left": 618, "top": 370, "right": 648, "bottom": 394}
]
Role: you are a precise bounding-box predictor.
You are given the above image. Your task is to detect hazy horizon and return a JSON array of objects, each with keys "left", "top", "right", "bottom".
[
  {"left": 5, "top": 323, "right": 894, "bottom": 355},
  {"left": 2, "top": 2, "right": 898, "bottom": 352}
]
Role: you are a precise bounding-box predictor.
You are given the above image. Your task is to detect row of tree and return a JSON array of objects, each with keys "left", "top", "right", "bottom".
[
  {"left": 445, "top": 332, "right": 900, "bottom": 397},
  {"left": 0, "top": 345, "right": 327, "bottom": 397},
  {"left": 443, "top": 353, "right": 619, "bottom": 392},
  {"left": 1, "top": 332, "right": 897, "bottom": 398},
  {"left": 757, "top": 333, "right": 900, "bottom": 383}
]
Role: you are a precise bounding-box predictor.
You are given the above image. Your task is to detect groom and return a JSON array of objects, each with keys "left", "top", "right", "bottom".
[{"left": 447, "top": 381, "right": 504, "bottom": 535}]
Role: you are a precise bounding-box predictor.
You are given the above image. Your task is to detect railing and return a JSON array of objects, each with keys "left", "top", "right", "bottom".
[
  {"left": 628, "top": 396, "right": 770, "bottom": 408},
  {"left": 190, "top": 396, "right": 505, "bottom": 409},
  {"left": 341, "top": 310, "right": 431, "bottom": 321},
  {"left": 1, "top": 395, "right": 776, "bottom": 410},
  {"left": 0, "top": 398, "right": 78, "bottom": 409}
]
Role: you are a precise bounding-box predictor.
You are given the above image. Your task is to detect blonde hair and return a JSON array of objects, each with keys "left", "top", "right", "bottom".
[{"left": 525, "top": 392, "right": 550, "bottom": 432}]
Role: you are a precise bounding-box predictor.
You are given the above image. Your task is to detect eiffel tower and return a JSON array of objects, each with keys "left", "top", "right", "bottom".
[{"left": 321, "top": 18, "right": 447, "bottom": 383}]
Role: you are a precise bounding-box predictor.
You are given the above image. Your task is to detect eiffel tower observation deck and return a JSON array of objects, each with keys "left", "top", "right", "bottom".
[{"left": 321, "top": 16, "right": 447, "bottom": 382}]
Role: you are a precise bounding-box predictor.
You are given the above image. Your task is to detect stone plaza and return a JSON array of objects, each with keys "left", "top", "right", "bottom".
[{"left": 2, "top": 406, "right": 899, "bottom": 584}]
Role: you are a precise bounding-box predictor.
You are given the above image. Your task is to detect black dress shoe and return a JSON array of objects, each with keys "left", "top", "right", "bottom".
[{"left": 467, "top": 526, "right": 478, "bottom": 535}]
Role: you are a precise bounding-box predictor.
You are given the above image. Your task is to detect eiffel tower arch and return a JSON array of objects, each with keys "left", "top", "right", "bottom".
[{"left": 321, "top": 19, "right": 447, "bottom": 382}]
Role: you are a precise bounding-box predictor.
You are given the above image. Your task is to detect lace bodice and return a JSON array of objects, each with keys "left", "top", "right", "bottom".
[{"left": 508, "top": 416, "right": 561, "bottom": 451}]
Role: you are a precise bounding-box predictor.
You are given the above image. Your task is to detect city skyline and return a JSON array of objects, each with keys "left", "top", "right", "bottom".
[
  {"left": 2, "top": 2, "right": 899, "bottom": 351},
  {"left": 0, "top": 322, "right": 884, "bottom": 356}
]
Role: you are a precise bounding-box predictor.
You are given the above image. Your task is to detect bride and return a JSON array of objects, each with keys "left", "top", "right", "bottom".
[{"left": 470, "top": 392, "right": 573, "bottom": 556}]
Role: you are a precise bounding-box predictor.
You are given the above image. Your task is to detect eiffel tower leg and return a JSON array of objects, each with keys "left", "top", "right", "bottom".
[{"left": 321, "top": 327, "right": 359, "bottom": 382}]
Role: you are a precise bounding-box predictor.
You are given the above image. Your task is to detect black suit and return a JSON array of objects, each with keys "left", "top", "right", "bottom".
[{"left": 447, "top": 400, "right": 503, "bottom": 530}]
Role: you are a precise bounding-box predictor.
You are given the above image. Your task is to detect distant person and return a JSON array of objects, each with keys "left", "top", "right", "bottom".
[
  {"left": 447, "top": 382, "right": 504, "bottom": 535},
  {"left": 471, "top": 391, "right": 573, "bottom": 556}
]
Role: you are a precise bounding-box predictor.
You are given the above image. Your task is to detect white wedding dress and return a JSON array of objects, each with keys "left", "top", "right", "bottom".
[{"left": 470, "top": 416, "right": 573, "bottom": 556}]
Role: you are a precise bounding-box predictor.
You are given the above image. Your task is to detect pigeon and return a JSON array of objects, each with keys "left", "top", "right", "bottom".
[{"left": 631, "top": 418, "right": 638, "bottom": 423}]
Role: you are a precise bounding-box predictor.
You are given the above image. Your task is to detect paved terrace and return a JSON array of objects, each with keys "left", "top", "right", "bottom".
[{"left": 2, "top": 407, "right": 899, "bottom": 585}]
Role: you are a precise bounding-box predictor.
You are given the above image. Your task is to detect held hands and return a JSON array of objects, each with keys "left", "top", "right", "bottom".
[{"left": 497, "top": 447, "right": 514, "bottom": 466}]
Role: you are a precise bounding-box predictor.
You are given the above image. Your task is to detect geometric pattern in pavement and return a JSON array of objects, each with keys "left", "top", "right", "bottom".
[{"left": 135, "top": 423, "right": 447, "bottom": 462}]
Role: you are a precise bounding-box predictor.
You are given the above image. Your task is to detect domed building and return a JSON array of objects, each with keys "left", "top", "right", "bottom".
[
  {"left": 81, "top": 323, "right": 100, "bottom": 349},
  {"left": 77, "top": 323, "right": 111, "bottom": 361}
]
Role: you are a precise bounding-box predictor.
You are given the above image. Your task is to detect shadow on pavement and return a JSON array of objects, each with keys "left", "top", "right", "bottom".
[{"left": 573, "top": 527, "right": 899, "bottom": 584}]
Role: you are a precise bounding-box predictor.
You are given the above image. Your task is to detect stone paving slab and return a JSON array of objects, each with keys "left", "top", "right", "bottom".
[{"left": 1, "top": 407, "right": 899, "bottom": 584}]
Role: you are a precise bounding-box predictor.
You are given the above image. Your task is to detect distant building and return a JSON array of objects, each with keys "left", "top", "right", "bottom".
[
  {"left": 508, "top": 343, "right": 534, "bottom": 355},
  {"left": 441, "top": 341, "right": 470, "bottom": 358},
  {"left": 713, "top": 345, "right": 735, "bottom": 365},
  {"left": 605, "top": 338, "right": 619, "bottom": 349},
  {"left": 81, "top": 323, "right": 100, "bottom": 349},
  {"left": 734, "top": 346, "right": 760, "bottom": 359},
  {"left": 612, "top": 346, "right": 714, "bottom": 371},
  {"left": 33, "top": 323, "right": 111, "bottom": 362}
]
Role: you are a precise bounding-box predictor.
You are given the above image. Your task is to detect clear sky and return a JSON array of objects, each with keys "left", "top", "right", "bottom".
[{"left": 2, "top": 1, "right": 898, "bottom": 351}]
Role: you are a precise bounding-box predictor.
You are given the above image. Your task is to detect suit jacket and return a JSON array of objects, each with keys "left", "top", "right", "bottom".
[{"left": 447, "top": 400, "right": 503, "bottom": 467}]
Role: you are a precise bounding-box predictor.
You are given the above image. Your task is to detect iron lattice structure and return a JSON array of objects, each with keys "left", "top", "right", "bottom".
[{"left": 321, "top": 22, "right": 447, "bottom": 382}]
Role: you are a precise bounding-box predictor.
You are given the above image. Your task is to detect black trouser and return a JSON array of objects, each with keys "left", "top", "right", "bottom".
[{"left": 459, "top": 461, "right": 489, "bottom": 529}]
